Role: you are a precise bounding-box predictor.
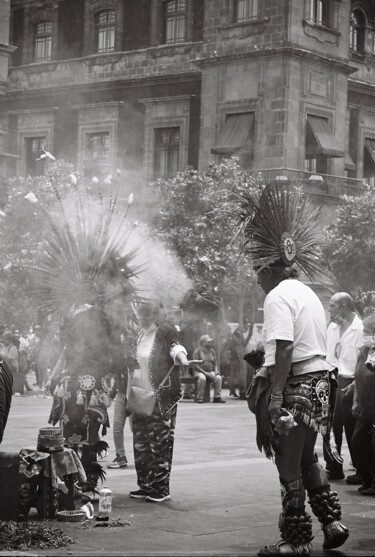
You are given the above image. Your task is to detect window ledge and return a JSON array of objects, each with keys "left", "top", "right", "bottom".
[
  {"left": 302, "top": 19, "right": 340, "bottom": 44},
  {"left": 219, "top": 17, "right": 269, "bottom": 31},
  {"left": 302, "top": 19, "right": 340, "bottom": 36},
  {"left": 350, "top": 50, "right": 366, "bottom": 61}
]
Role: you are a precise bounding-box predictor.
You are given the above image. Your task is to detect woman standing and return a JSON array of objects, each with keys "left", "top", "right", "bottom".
[{"left": 129, "top": 300, "right": 189, "bottom": 503}]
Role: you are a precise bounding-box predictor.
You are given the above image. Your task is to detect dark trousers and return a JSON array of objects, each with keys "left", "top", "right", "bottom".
[
  {"left": 351, "top": 417, "right": 375, "bottom": 487},
  {"left": 132, "top": 404, "right": 177, "bottom": 496},
  {"left": 324, "top": 376, "right": 356, "bottom": 474},
  {"left": 276, "top": 422, "right": 319, "bottom": 486}
]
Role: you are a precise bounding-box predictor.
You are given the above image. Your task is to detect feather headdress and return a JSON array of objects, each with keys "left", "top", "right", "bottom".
[
  {"left": 32, "top": 185, "right": 142, "bottom": 320},
  {"left": 236, "top": 183, "right": 323, "bottom": 281}
]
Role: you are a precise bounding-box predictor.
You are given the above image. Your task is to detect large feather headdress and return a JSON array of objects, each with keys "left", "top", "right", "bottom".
[
  {"left": 236, "top": 183, "right": 323, "bottom": 281},
  {"left": 33, "top": 186, "right": 142, "bottom": 320}
]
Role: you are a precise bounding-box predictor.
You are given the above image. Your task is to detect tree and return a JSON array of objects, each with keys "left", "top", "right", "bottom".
[
  {"left": 0, "top": 161, "right": 81, "bottom": 327},
  {"left": 322, "top": 185, "right": 375, "bottom": 293},
  {"left": 155, "top": 158, "right": 263, "bottom": 368}
]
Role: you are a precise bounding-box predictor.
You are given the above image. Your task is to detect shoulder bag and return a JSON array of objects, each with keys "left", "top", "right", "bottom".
[{"left": 127, "top": 364, "right": 175, "bottom": 417}]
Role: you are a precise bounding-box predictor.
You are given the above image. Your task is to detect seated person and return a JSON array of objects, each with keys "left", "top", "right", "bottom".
[{"left": 192, "top": 335, "right": 226, "bottom": 403}]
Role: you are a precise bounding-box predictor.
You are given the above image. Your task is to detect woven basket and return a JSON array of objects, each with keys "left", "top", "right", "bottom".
[
  {"left": 37, "top": 427, "right": 65, "bottom": 452},
  {"left": 57, "top": 510, "right": 87, "bottom": 522},
  {"left": 38, "top": 427, "right": 63, "bottom": 438}
]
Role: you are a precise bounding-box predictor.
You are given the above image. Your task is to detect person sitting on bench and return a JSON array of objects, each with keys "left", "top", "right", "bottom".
[{"left": 192, "top": 335, "right": 226, "bottom": 404}]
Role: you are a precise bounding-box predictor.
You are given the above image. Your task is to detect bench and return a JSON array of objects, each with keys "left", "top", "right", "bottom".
[{"left": 180, "top": 368, "right": 211, "bottom": 402}]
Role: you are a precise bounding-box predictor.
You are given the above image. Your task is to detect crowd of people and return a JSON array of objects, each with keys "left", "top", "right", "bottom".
[{"left": 0, "top": 323, "right": 61, "bottom": 394}]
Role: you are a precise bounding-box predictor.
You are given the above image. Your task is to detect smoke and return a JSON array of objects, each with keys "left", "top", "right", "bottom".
[
  {"left": 45, "top": 186, "right": 191, "bottom": 319},
  {"left": 127, "top": 223, "right": 192, "bottom": 309}
]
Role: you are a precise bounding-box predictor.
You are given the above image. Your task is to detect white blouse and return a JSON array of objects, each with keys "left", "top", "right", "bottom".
[{"left": 132, "top": 325, "right": 187, "bottom": 391}]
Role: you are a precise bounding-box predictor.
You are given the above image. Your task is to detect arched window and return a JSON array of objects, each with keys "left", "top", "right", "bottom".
[
  {"left": 309, "top": 0, "right": 331, "bottom": 27},
  {"left": 34, "top": 21, "right": 52, "bottom": 61},
  {"left": 163, "top": 0, "right": 187, "bottom": 44},
  {"left": 234, "top": 0, "right": 259, "bottom": 23},
  {"left": 96, "top": 10, "right": 116, "bottom": 53},
  {"left": 350, "top": 9, "right": 366, "bottom": 53}
]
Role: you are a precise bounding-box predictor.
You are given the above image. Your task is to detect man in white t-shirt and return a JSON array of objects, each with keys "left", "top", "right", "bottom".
[
  {"left": 324, "top": 293, "right": 363, "bottom": 484},
  {"left": 257, "top": 265, "right": 348, "bottom": 556}
]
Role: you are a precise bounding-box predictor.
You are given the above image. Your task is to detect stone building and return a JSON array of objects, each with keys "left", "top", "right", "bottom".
[{"left": 0, "top": 0, "right": 374, "bottom": 213}]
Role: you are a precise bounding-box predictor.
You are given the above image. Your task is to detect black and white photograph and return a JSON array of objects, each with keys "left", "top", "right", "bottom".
[{"left": 0, "top": 1, "right": 374, "bottom": 555}]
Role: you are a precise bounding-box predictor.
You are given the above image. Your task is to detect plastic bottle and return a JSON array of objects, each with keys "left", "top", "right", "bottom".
[{"left": 98, "top": 486, "right": 112, "bottom": 518}]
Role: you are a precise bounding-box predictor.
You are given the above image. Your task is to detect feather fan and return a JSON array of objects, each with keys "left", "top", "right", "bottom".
[{"left": 32, "top": 185, "right": 143, "bottom": 319}]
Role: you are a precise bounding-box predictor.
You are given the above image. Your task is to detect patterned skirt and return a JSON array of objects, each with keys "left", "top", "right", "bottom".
[{"left": 283, "top": 371, "right": 337, "bottom": 437}]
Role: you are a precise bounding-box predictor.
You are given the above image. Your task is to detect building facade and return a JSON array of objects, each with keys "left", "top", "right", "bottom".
[{"left": 0, "top": 0, "right": 374, "bottom": 214}]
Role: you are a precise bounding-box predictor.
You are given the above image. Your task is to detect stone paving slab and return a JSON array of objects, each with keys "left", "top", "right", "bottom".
[{"left": 1, "top": 394, "right": 375, "bottom": 555}]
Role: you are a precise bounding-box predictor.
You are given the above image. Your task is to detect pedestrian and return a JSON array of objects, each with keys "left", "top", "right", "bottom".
[
  {"left": 0, "top": 358, "right": 12, "bottom": 445},
  {"left": 325, "top": 292, "right": 363, "bottom": 484},
  {"left": 228, "top": 326, "right": 246, "bottom": 399},
  {"left": 128, "top": 299, "right": 189, "bottom": 502},
  {"left": 238, "top": 185, "right": 348, "bottom": 555},
  {"left": 192, "top": 334, "right": 226, "bottom": 403},
  {"left": 28, "top": 325, "right": 41, "bottom": 387},
  {"left": 108, "top": 333, "right": 131, "bottom": 469},
  {"left": 18, "top": 330, "right": 32, "bottom": 392},
  {"left": 0, "top": 331, "right": 19, "bottom": 373},
  {"left": 346, "top": 313, "right": 375, "bottom": 495}
]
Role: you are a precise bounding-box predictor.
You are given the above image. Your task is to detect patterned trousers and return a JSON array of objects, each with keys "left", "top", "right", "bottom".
[{"left": 132, "top": 404, "right": 177, "bottom": 496}]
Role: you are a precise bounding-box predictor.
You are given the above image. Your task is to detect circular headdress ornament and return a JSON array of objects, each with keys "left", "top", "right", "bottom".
[{"left": 281, "top": 232, "right": 296, "bottom": 264}]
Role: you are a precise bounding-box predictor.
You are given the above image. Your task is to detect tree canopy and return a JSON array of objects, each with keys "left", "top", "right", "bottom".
[
  {"left": 155, "top": 158, "right": 262, "bottom": 324},
  {"left": 0, "top": 161, "right": 80, "bottom": 327},
  {"left": 322, "top": 185, "right": 375, "bottom": 294}
]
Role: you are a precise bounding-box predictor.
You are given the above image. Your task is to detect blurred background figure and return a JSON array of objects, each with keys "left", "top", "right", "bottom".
[{"left": 192, "top": 334, "right": 226, "bottom": 403}]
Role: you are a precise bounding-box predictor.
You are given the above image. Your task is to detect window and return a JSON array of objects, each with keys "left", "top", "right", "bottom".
[
  {"left": 85, "top": 132, "right": 110, "bottom": 163},
  {"left": 211, "top": 113, "right": 254, "bottom": 166},
  {"left": 350, "top": 9, "right": 366, "bottom": 53},
  {"left": 309, "top": 0, "right": 331, "bottom": 27},
  {"left": 234, "top": 0, "right": 259, "bottom": 23},
  {"left": 34, "top": 21, "right": 52, "bottom": 62},
  {"left": 25, "top": 137, "right": 46, "bottom": 176},
  {"left": 163, "top": 0, "right": 187, "bottom": 44},
  {"left": 96, "top": 10, "right": 116, "bottom": 53},
  {"left": 154, "top": 127, "right": 180, "bottom": 177},
  {"left": 364, "top": 138, "right": 375, "bottom": 180},
  {"left": 305, "top": 115, "right": 344, "bottom": 174}
]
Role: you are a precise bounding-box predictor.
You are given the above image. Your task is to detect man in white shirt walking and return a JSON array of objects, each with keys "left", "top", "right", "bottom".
[{"left": 325, "top": 292, "right": 363, "bottom": 484}]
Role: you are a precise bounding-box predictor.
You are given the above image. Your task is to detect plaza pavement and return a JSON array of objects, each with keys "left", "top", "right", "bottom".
[{"left": 1, "top": 389, "right": 375, "bottom": 556}]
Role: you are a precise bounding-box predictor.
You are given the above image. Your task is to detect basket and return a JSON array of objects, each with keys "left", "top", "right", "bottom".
[
  {"left": 57, "top": 510, "right": 87, "bottom": 522},
  {"left": 38, "top": 427, "right": 63, "bottom": 438},
  {"left": 37, "top": 427, "right": 65, "bottom": 452}
]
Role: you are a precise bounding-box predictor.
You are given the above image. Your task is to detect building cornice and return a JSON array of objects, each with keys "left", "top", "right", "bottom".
[
  {"left": 194, "top": 46, "right": 357, "bottom": 75},
  {"left": 2, "top": 72, "right": 202, "bottom": 102},
  {"left": 348, "top": 78, "right": 375, "bottom": 97}
]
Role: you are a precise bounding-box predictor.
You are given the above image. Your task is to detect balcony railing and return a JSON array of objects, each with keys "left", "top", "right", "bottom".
[{"left": 253, "top": 168, "right": 365, "bottom": 198}]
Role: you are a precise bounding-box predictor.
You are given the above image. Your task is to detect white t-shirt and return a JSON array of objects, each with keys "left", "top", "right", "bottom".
[
  {"left": 262, "top": 279, "right": 327, "bottom": 367},
  {"left": 326, "top": 314, "right": 363, "bottom": 378}
]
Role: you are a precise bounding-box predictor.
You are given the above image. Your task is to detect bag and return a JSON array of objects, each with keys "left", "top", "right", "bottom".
[
  {"left": 127, "top": 386, "right": 156, "bottom": 417},
  {"left": 127, "top": 364, "right": 175, "bottom": 417}
]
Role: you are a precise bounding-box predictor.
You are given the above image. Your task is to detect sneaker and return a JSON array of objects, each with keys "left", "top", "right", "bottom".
[
  {"left": 213, "top": 397, "right": 226, "bottom": 403},
  {"left": 108, "top": 456, "right": 128, "bottom": 469},
  {"left": 346, "top": 473, "right": 362, "bottom": 485},
  {"left": 129, "top": 489, "right": 150, "bottom": 499},
  {"left": 145, "top": 492, "right": 171, "bottom": 502},
  {"left": 229, "top": 393, "right": 240, "bottom": 398}
]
